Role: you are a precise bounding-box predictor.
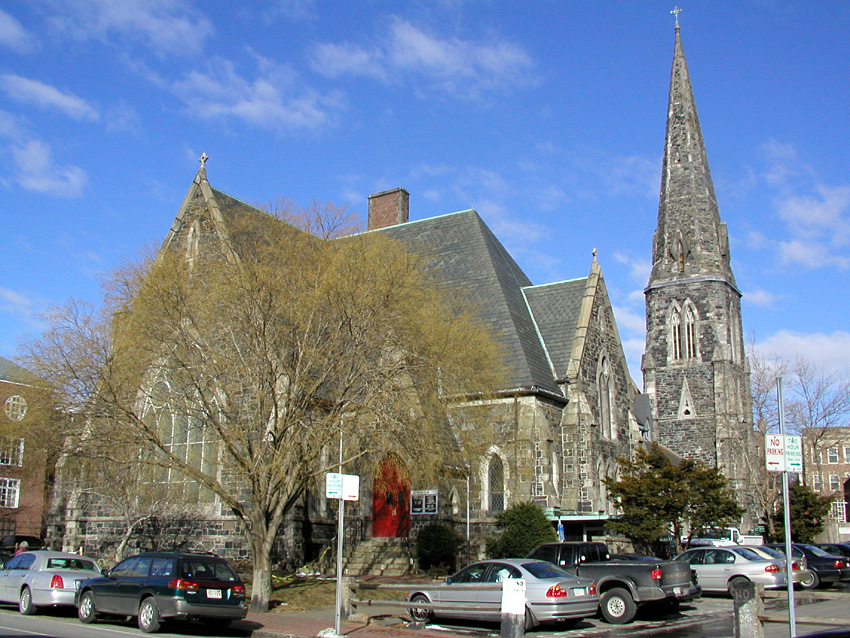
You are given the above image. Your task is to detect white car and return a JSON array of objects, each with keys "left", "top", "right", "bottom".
[{"left": 0, "top": 550, "right": 103, "bottom": 614}]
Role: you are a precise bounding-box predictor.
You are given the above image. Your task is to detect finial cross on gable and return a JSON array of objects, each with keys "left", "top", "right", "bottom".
[
  {"left": 671, "top": 6, "right": 682, "bottom": 27},
  {"left": 199, "top": 153, "right": 209, "bottom": 168}
]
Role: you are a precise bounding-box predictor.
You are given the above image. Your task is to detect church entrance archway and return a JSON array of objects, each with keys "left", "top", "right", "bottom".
[{"left": 371, "top": 454, "right": 410, "bottom": 538}]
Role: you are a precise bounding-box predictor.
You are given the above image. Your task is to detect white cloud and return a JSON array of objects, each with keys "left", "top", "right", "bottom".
[
  {"left": 613, "top": 252, "right": 651, "bottom": 286},
  {"left": 311, "top": 42, "right": 387, "bottom": 81},
  {"left": 743, "top": 287, "right": 780, "bottom": 308},
  {"left": 0, "top": 8, "right": 36, "bottom": 54},
  {"left": 310, "top": 18, "right": 536, "bottom": 99},
  {"left": 777, "top": 239, "right": 850, "bottom": 270},
  {"left": 48, "top": 0, "right": 214, "bottom": 57},
  {"left": 11, "top": 139, "right": 87, "bottom": 197},
  {"left": 776, "top": 184, "right": 850, "bottom": 245},
  {"left": 170, "top": 56, "right": 346, "bottom": 131},
  {"left": 605, "top": 154, "right": 659, "bottom": 199},
  {"left": 0, "top": 74, "right": 99, "bottom": 121},
  {"left": 756, "top": 330, "right": 850, "bottom": 378}
]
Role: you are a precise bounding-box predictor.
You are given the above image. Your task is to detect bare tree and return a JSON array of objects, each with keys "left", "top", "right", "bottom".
[
  {"left": 743, "top": 340, "right": 787, "bottom": 539},
  {"left": 21, "top": 204, "right": 503, "bottom": 611},
  {"left": 745, "top": 339, "right": 850, "bottom": 538}
]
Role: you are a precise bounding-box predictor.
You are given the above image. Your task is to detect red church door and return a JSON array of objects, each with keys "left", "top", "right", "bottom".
[{"left": 371, "top": 455, "right": 411, "bottom": 537}]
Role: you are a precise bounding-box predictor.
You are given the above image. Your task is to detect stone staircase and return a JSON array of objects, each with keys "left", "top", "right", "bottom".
[{"left": 342, "top": 537, "right": 416, "bottom": 577}]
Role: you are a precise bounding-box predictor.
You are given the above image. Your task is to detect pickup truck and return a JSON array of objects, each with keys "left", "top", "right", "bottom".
[{"left": 527, "top": 542, "right": 701, "bottom": 624}]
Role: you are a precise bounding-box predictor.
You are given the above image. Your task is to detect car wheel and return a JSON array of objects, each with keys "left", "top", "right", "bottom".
[
  {"left": 800, "top": 571, "right": 820, "bottom": 589},
  {"left": 78, "top": 591, "right": 98, "bottom": 623},
  {"left": 138, "top": 597, "right": 162, "bottom": 633},
  {"left": 408, "top": 594, "right": 433, "bottom": 622},
  {"left": 600, "top": 587, "right": 637, "bottom": 624},
  {"left": 19, "top": 587, "right": 36, "bottom": 615}
]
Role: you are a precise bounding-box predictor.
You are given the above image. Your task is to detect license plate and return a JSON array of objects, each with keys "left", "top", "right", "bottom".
[
  {"left": 572, "top": 588, "right": 587, "bottom": 596},
  {"left": 207, "top": 589, "right": 222, "bottom": 599},
  {"left": 674, "top": 586, "right": 683, "bottom": 595}
]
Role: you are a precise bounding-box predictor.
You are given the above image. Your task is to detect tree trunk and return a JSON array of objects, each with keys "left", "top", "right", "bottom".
[{"left": 250, "top": 546, "right": 273, "bottom": 612}]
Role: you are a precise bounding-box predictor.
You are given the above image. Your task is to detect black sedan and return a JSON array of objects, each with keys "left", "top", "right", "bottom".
[
  {"left": 814, "top": 543, "right": 850, "bottom": 560},
  {"left": 764, "top": 544, "right": 850, "bottom": 589}
]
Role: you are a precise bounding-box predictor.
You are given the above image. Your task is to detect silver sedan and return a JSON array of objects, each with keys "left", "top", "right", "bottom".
[
  {"left": 407, "top": 558, "right": 598, "bottom": 631},
  {"left": 0, "top": 550, "right": 103, "bottom": 614},
  {"left": 674, "top": 546, "right": 787, "bottom": 595}
]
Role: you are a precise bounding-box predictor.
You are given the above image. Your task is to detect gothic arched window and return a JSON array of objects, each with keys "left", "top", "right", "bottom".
[
  {"left": 671, "top": 311, "right": 682, "bottom": 360},
  {"left": 488, "top": 455, "right": 505, "bottom": 514},
  {"left": 598, "top": 357, "right": 615, "bottom": 439},
  {"left": 684, "top": 306, "right": 698, "bottom": 358},
  {"left": 677, "top": 239, "right": 685, "bottom": 272}
]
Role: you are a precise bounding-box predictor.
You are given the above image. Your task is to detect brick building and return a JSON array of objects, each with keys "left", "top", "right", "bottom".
[
  {"left": 803, "top": 426, "right": 850, "bottom": 527},
  {"left": 0, "top": 356, "right": 48, "bottom": 544}
]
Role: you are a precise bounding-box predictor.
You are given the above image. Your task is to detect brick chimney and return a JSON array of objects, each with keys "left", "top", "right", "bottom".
[{"left": 367, "top": 188, "right": 409, "bottom": 231}]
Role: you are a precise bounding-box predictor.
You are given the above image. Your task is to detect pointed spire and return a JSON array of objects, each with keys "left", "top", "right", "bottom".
[{"left": 650, "top": 21, "right": 735, "bottom": 287}]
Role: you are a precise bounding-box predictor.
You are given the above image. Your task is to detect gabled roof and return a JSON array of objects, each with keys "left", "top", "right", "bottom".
[
  {"left": 0, "top": 356, "right": 39, "bottom": 386},
  {"left": 523, "top": 278, "right": 587, "bottom": 381},
  {"left": 375, "top": 210, "right": 565, "bottom": 397},
  {"left": 166, "top": 168, "right": 631, "bottom": 401}
]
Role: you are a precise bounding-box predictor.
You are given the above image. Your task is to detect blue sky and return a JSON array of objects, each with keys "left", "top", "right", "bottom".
[{"left": 2, "top": 0, "right": 849, "bottom": 385}]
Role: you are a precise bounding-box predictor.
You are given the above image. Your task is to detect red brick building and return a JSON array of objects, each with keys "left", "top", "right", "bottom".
[{"left": 0, "top": 356, "right": 48, "bottom": 544}]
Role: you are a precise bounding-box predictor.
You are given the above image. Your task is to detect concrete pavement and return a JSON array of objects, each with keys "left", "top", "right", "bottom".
[{"left": 233, "top": 592, "right": 850, "bottom": 638}]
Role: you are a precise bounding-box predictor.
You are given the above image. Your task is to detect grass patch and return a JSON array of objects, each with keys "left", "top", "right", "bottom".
[{"left": 262, "top": 574, "right": 410, "bottom": 613}]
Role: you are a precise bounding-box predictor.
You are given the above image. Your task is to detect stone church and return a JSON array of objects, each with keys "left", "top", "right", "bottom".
[
  {"left": 642, "top": 22, "right": 754, "bottom": 518},
  {"left": 51, "top": 22, "right": 754, "bottom": 564}
]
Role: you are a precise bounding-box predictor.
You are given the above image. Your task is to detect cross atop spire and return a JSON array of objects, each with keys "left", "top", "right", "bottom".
[
  {"left": 199, "top": 152, "right": 209, "bottom": 168},
  {"left": 670, "top": 6, "right": 682, "bottom": 28}
]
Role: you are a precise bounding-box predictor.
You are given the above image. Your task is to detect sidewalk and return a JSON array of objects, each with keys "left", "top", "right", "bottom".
[{"left": 235, "top": 606, "right": 471, "bottom": 638}]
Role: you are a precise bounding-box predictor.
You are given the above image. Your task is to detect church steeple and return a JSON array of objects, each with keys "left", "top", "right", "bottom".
[
  {"left": 642, "top": 18, "right": 753, "bottom": 525},
  {"left": 650, "top": 23, "right": 735, "bottom": 288}
]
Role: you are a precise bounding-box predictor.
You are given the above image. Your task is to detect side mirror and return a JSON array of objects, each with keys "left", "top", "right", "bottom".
[{"left": 444, "top": 576, "right": 452, "bottom": 584}]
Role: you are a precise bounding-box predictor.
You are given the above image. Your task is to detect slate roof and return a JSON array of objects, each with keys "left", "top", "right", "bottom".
[
  {"left": 523, "top": 279, "right": 587, "bottom": 381},
  {"left": 375, "top": 210, "right": 572, "bottom": 397},
  {"left": 0, "top": 355, "right": 38, "bottom": 385},
  {"left": 184, "top": 178, "right": 594, "bottom": 401}
]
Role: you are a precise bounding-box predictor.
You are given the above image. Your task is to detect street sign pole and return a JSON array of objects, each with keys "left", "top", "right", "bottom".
[
  {"left": 778, "top": 377, "right": 797, "bottom": 638},
  {"left": 335, "top": 433, "right": 344, "bottom": 637}
]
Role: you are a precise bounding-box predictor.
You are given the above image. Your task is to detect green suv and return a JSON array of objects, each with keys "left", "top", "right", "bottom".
[{"left": 75, "top": 551, "right": 248, "bottom": 633}]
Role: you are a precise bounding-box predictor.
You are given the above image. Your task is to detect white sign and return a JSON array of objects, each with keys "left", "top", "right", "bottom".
[
  {"left": 325, "top": 472, "right": 360, "bottom": 501},
  {"left": 784, "top": 435, "right": 803, "bottom": 472},
  {"left": 765, "top": 435, "right": 785, "bottom": 472},
  {"left": 765, "top": 434, "right": 803, "bottom": 473}
]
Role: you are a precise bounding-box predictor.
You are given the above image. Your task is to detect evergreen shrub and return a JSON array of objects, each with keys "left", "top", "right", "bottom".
[
  {"left": 485, "top": 502, "right": 557, "bottom": 559},
  {"left": 416, "top": 522, "right": 466, "bottom": 573}
]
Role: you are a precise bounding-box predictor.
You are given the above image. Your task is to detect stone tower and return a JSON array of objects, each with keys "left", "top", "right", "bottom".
[{"left": 642, "top": 23, "right": 753, "bottom": 493}]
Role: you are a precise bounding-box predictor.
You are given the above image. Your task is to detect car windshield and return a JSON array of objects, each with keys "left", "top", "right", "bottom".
[
  {"left": 731, "top": 548, "right": 764, "bottom": 561},
  {"left": 46, "top": 558, "right": 98, "bottom": 571},
  {"left": 520, "top": 562, "right": 574, "bottom": 580},
  {"left": 180, "top": 558, "right": 239, "bottom": 581},
  {"left": 754, "top": 547, "right": 783, "bottom": 559}
]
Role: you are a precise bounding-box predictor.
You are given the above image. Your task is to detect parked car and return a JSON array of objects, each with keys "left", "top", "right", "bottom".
[
  {"left": 0, "top": 550, "right": 103, "bottom": 614},
  {"left": 764, "top": 544, "right": 850, "bottom": 589},
  {"left": 76, "top": 551, "right": 247, "bottom": 633},
  {"left": 674, "top": 546, "right": 787, "bottom": 595},
  {"left": 527, "top": 541, "right": 699, "bottom": 624},
  {"left": 814, "top": 543, "right": 850, "bottom": 560},
  {"left": 746, "top": 545, "right": 813, "bottom": 586},
  {"left": 407, "top": 558, "right": 598, "bottom": 631}
]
